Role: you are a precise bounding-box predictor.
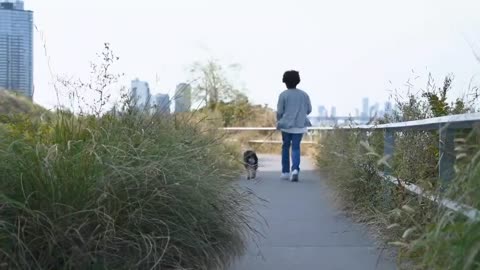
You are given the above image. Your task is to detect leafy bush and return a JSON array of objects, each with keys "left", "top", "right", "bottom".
[
  {"left": 188, "top": 58, "right": 277, "bottom": 152},
  {"left": 317, "top": 74, "right": 480, "bottom": 269}
]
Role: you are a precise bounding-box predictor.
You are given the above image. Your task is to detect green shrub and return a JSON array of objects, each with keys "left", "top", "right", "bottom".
[
  {"left": 406, "top": 130, "right": 480, "bottom": 270},
  {"left": 317, "top": 74, "right": 480, "bottom": 269},
  {"left": 0, "top": 109, "right": 254, "bottom": 269}
]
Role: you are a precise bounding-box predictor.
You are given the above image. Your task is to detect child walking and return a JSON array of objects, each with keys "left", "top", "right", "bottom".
[{"left": 276, "top": 70, "right": 312, "bottom": 182}]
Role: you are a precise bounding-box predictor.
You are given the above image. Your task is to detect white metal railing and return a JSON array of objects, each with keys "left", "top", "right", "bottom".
[
  {"left": 223, "top": 112, "right": 480, "bottom": 131},
  {"left": 247, "top": 140, "right": 317, "bottom": 144},
  {"left": 221, "top": 112, "right": 480, "bottom": 220}
]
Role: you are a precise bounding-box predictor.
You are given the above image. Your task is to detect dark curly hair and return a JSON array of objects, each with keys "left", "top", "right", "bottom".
[{"left": 282, "top": 70, "right": 301, "bottom": 89}]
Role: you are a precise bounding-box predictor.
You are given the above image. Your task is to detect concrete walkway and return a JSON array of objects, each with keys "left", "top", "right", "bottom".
[{"left": 230, "top": 154, "right": 396, "bottom": 270}]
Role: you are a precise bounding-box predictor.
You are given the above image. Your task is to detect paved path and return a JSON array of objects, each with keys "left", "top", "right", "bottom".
[{"left": 230, "top": 154, "right": 397, "bottom": 270}]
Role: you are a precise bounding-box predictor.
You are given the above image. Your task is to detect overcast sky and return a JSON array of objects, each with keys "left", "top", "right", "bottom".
[{"left": 28, "top": 0, "right": 480, "bottom": 115}]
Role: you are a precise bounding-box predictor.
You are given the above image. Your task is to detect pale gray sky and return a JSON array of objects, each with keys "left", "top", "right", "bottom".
[{"left": 28, "top": 0, "right": 480, "bottom": 115}]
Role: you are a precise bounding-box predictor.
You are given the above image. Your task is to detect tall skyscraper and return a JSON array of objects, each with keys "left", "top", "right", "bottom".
[
  {"left": 151, "top": 93, "right": 170, "bottom": 114},
  {"left": 0, "top": 0, "right": 34, "bottom": 99},
  {"left": 130, "top": 79, "right": 151, "bottom": 110},
  {"left": 174, "top": 83, "right": 191, "bottom": 113}
]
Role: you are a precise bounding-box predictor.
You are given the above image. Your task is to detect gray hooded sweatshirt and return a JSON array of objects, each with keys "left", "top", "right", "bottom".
[{"left": 276, "top": 88, "right": 312, "bottom": 131}]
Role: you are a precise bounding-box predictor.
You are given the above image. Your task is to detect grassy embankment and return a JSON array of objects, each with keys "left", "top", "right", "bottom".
[
  {"left": 0, "top": 89, "right": 257, "bottom": 269},
  {"left": 316, "top": 76, "right": 480, "bottom": 269}
]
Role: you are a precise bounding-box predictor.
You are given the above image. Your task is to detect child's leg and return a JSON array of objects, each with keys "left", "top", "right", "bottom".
[
  {"left": 291, "top": 133, "right": 304, "bottom": 172},
  {"left": 281, "top": 132, "right": 292, "bottom": 173}
]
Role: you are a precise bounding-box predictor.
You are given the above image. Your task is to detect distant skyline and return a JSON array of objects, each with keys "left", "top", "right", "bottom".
[
  {"left": 317, "top": 97, "right": 392, "bottom": 118},
  {"left": 26, "top": 0, "right": 480, "bottom": 115}
]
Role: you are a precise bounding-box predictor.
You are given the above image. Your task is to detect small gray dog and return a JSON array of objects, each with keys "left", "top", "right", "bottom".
[{"left": 243, "top": 150, "right": 258, "bottom": 180}]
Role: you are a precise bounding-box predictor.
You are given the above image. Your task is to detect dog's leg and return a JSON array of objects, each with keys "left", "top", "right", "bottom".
[{"left": 249, "top": 166, "right": 255, "bottom": 179}]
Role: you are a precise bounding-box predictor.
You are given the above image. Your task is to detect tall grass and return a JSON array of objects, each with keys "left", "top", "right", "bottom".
[
  {"left": 0, "top": 108, "right": 256, "bottom": 269},
  {"left": 0, "top": 42, "right": 259, "bottom": 269},
  {"left": 407, "top": 133, "right": 480, "bottom": 270},
  {"left": 316, "top": 74, "right": 480, "bottom": 269}
]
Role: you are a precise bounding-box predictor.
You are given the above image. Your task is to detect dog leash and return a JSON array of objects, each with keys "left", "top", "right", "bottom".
[{"left": 252, "top": 129, "right": 277, "bottom": 151}]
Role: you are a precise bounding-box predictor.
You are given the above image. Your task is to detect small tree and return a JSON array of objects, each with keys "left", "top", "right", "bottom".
[
  {"left": 421, "top": 74, "right": 470, "bottom": 117},
  {"left": 190, "top": 59, "right": 240, "bottom": 111}
]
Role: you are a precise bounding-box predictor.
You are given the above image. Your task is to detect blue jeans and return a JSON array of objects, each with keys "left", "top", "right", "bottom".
[{"left": 281, "top": 132, "right": 303, "bottom": 173}]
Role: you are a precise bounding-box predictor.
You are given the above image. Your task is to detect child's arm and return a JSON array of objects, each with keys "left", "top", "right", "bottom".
[
  {"left": 306, "top": 94, "right": 312, "bottom": 115},
  {"left": 276, "top": 93, "right": 285, "bottom": 121}
]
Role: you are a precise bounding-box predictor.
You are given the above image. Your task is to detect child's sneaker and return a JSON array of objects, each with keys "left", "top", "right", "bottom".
[
  {"left": 290, "top": 170, "right": 299, "bottom": 182},
  {"left": 280, "top": 173, "right": 290, "bottom": 180}
]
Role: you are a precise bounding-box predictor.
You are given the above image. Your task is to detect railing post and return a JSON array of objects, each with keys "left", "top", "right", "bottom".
[
  {"left": 382, "top": 129, "right": 395, "bottom": 208},
  {"left": 439, "top": 124, "right": 455, "bottom": 189}
]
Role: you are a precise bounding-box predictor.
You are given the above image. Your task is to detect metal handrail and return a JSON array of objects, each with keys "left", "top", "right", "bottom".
[
  {"left": 220, "top": 112, "right": 480, "bottom": 220},
  {"left": 222, "top": 112, "right": 480, "bottom": 131}
]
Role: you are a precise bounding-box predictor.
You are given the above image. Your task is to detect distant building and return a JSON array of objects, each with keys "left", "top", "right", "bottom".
[
  {"left": 317, "top": 105, "right": 327, "bottom": 117},
  {"left": 174, "top": 83, "right": 191, "bottom": 113},
  {"left": 330, "top": 106, "right": 337, "bottom": 118},
  {"left": 131, "top": 79, "right": 151, "bottom": 110},
  {"left": 13, "top": 0, "right": 23, "bottom": 9},
  {"left": 361, "top": 98, "right": 369, "bottom": 119},
  {"left": 0, "top": 0, "right": 34, "bottom": 99},
  {"left": 151, "top": 93, "right": 170, "bottom": 114}
]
